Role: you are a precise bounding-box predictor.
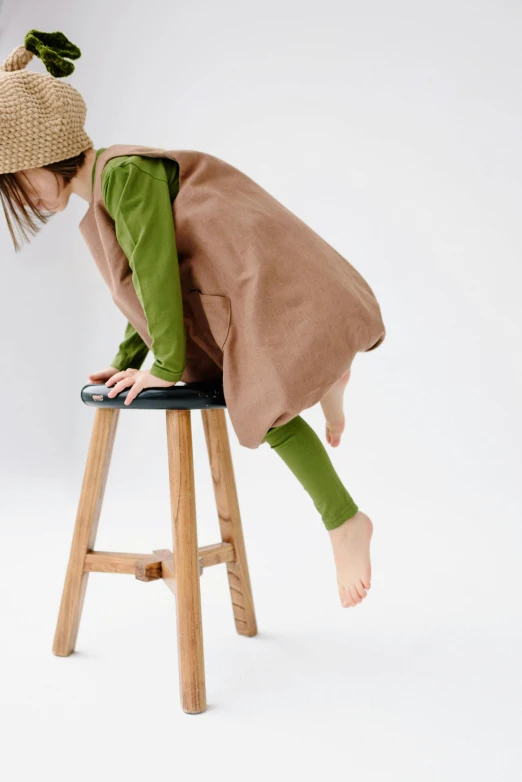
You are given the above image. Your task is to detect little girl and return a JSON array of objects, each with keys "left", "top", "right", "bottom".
[{"left": 0, "top": 30, "right": 386, "bottom": 609}]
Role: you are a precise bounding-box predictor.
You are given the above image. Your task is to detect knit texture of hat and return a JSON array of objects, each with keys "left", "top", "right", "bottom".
[{"left": 0, "top": 29, "right": 93, "bottom": 174}]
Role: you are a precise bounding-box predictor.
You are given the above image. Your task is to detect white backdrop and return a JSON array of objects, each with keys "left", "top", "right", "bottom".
[{"left": 1, "top": 0, "right": 521, "bottom": 779}]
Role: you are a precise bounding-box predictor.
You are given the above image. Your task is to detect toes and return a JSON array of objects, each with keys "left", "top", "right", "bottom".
[
  {"left": 339, "top": 587, "right": 355, "bottom": 607},
  {"left": 353, "top": 581, "right": 367, "bottom": 599},
  {"left": 338, "top": 585, "right": 363, "bottom": 607},
  {"left": 349, "top": 586, "right": 362, "bottom": 604},
  {"left": 327, "top": 428, "right": 342, "bottom": 447},
  {"left": 326, "top": 431, "right": 340, "bottom": 447},
  {"left": 339, "top": 581, "right": 370, "bottom": 606}
]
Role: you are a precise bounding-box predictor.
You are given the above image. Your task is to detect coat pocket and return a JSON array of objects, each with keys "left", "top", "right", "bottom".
[{"left": 191, "top": 291, "right": 232, "bottom": 352}]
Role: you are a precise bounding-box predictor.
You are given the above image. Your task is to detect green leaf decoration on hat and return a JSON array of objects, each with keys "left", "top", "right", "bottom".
[{"left": 24, "top": 29, "right": 81, "bottom": 78}]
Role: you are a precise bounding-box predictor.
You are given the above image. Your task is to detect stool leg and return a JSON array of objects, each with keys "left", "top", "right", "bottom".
[
  {"left": 53, "top": 408, "right": 119, "bottom": 656},
  {"left": 201, "top": 408, "right": 257, "bottom": 637},
  {"left": 166, "top": 409, "right": 206, "bottom": 714}
]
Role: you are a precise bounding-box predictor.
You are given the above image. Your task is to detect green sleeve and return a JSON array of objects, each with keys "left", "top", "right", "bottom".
[
  {"left": 101, "top": 155, "right": 186, "bottom": 383},
  {"left": 109, "top": 320, "right": 149, "bottom": 371}
]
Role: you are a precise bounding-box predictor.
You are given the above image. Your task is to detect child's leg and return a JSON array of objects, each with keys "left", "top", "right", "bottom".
[
  {"left": 263, "top": 414, "right": 358, "bottom": 530},
  {"left": 263, "top": 414, "right": 372, "bottom": 608}
]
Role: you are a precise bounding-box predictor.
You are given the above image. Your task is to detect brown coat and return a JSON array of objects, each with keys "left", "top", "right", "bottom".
[{"left": 79, "top": 144, "right": 386, "bottom": 449}]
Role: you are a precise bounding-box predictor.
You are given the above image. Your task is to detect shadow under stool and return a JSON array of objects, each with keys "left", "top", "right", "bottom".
[{"left": 52, "top": 380, "right": 257, "bottom": 714}]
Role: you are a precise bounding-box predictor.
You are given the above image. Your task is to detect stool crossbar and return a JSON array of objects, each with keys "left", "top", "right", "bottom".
[{"left": 52, "top": 381, "right": 257, "bottom": 714}]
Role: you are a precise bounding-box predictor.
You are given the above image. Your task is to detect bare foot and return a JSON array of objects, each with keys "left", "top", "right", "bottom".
[
  {"left": 320, "top": 369, "right": 351, "bottom": 447},
  {"left": 328, "top": 510, "right": 373, "bottom": 608}
]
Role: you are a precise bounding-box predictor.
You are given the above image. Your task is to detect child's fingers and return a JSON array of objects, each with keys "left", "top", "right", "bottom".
[
  {"left": 124, "top": 376, "right": 147, "bottom": 406},
  {"left": 105, "top": 371, "right": 127, "bottom": 387},
  {"left": 105, "top": 368, "right": 138, "bottom": 386},
  {"left": 124, "top": 383, "right": 141, "bottom": 405},
  {"left": 88, "top": 368, "right": 116, "bottom": 382},
  {"left": 107, "top": 375, "right": 134, "bottom": 398}
]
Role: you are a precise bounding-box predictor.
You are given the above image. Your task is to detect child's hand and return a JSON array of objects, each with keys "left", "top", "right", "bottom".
[
  {"left": 87, "top": 366, "right": 120, "bottom": 383},
  {"left": 105, "top": 368, "right": 177, "bottom": 406}
]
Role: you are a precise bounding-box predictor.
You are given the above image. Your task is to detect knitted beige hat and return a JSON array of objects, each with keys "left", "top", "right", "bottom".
[{"left": 0, "top": 29, "right": 94, "bottom": 175}]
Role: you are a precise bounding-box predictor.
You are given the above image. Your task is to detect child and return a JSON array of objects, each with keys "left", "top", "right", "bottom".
[{"left": 0, "top": 30, "right": 386, "bottom": 609}]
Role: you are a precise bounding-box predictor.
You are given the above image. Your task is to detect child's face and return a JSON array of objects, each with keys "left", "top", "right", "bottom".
[{"left": 15, "top": 166, "right": 71, "bottom": 214}]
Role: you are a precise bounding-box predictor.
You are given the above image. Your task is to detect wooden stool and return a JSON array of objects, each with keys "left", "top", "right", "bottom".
[{"left": 52, "top": 380, "right": 257, "bottom": 714}]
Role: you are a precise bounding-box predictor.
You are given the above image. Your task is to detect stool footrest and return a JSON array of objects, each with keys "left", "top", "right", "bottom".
[
  {"left": 84, "top": 542, "right": 236, "bottom": 582},
  {"left": 84, "top": 551, "right": 155, "bottom": 576}
]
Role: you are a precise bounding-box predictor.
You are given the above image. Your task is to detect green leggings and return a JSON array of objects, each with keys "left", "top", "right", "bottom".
[{"left": 262, "top": 415, "right": 359, "bottom": 531}]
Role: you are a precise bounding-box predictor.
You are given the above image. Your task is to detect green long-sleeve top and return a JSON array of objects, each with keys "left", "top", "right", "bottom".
[{"left": 91, "top": 147, "right": 186, "bottom": 383}]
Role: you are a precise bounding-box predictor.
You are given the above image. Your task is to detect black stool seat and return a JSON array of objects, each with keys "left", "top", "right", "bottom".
[{"left": 80, "top": 380, "right": 226, "bottom": 410}]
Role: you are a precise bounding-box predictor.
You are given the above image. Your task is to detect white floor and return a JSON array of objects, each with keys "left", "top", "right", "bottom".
[{"left": 2, "top": 475, "right": 521, "bottom": 782}]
